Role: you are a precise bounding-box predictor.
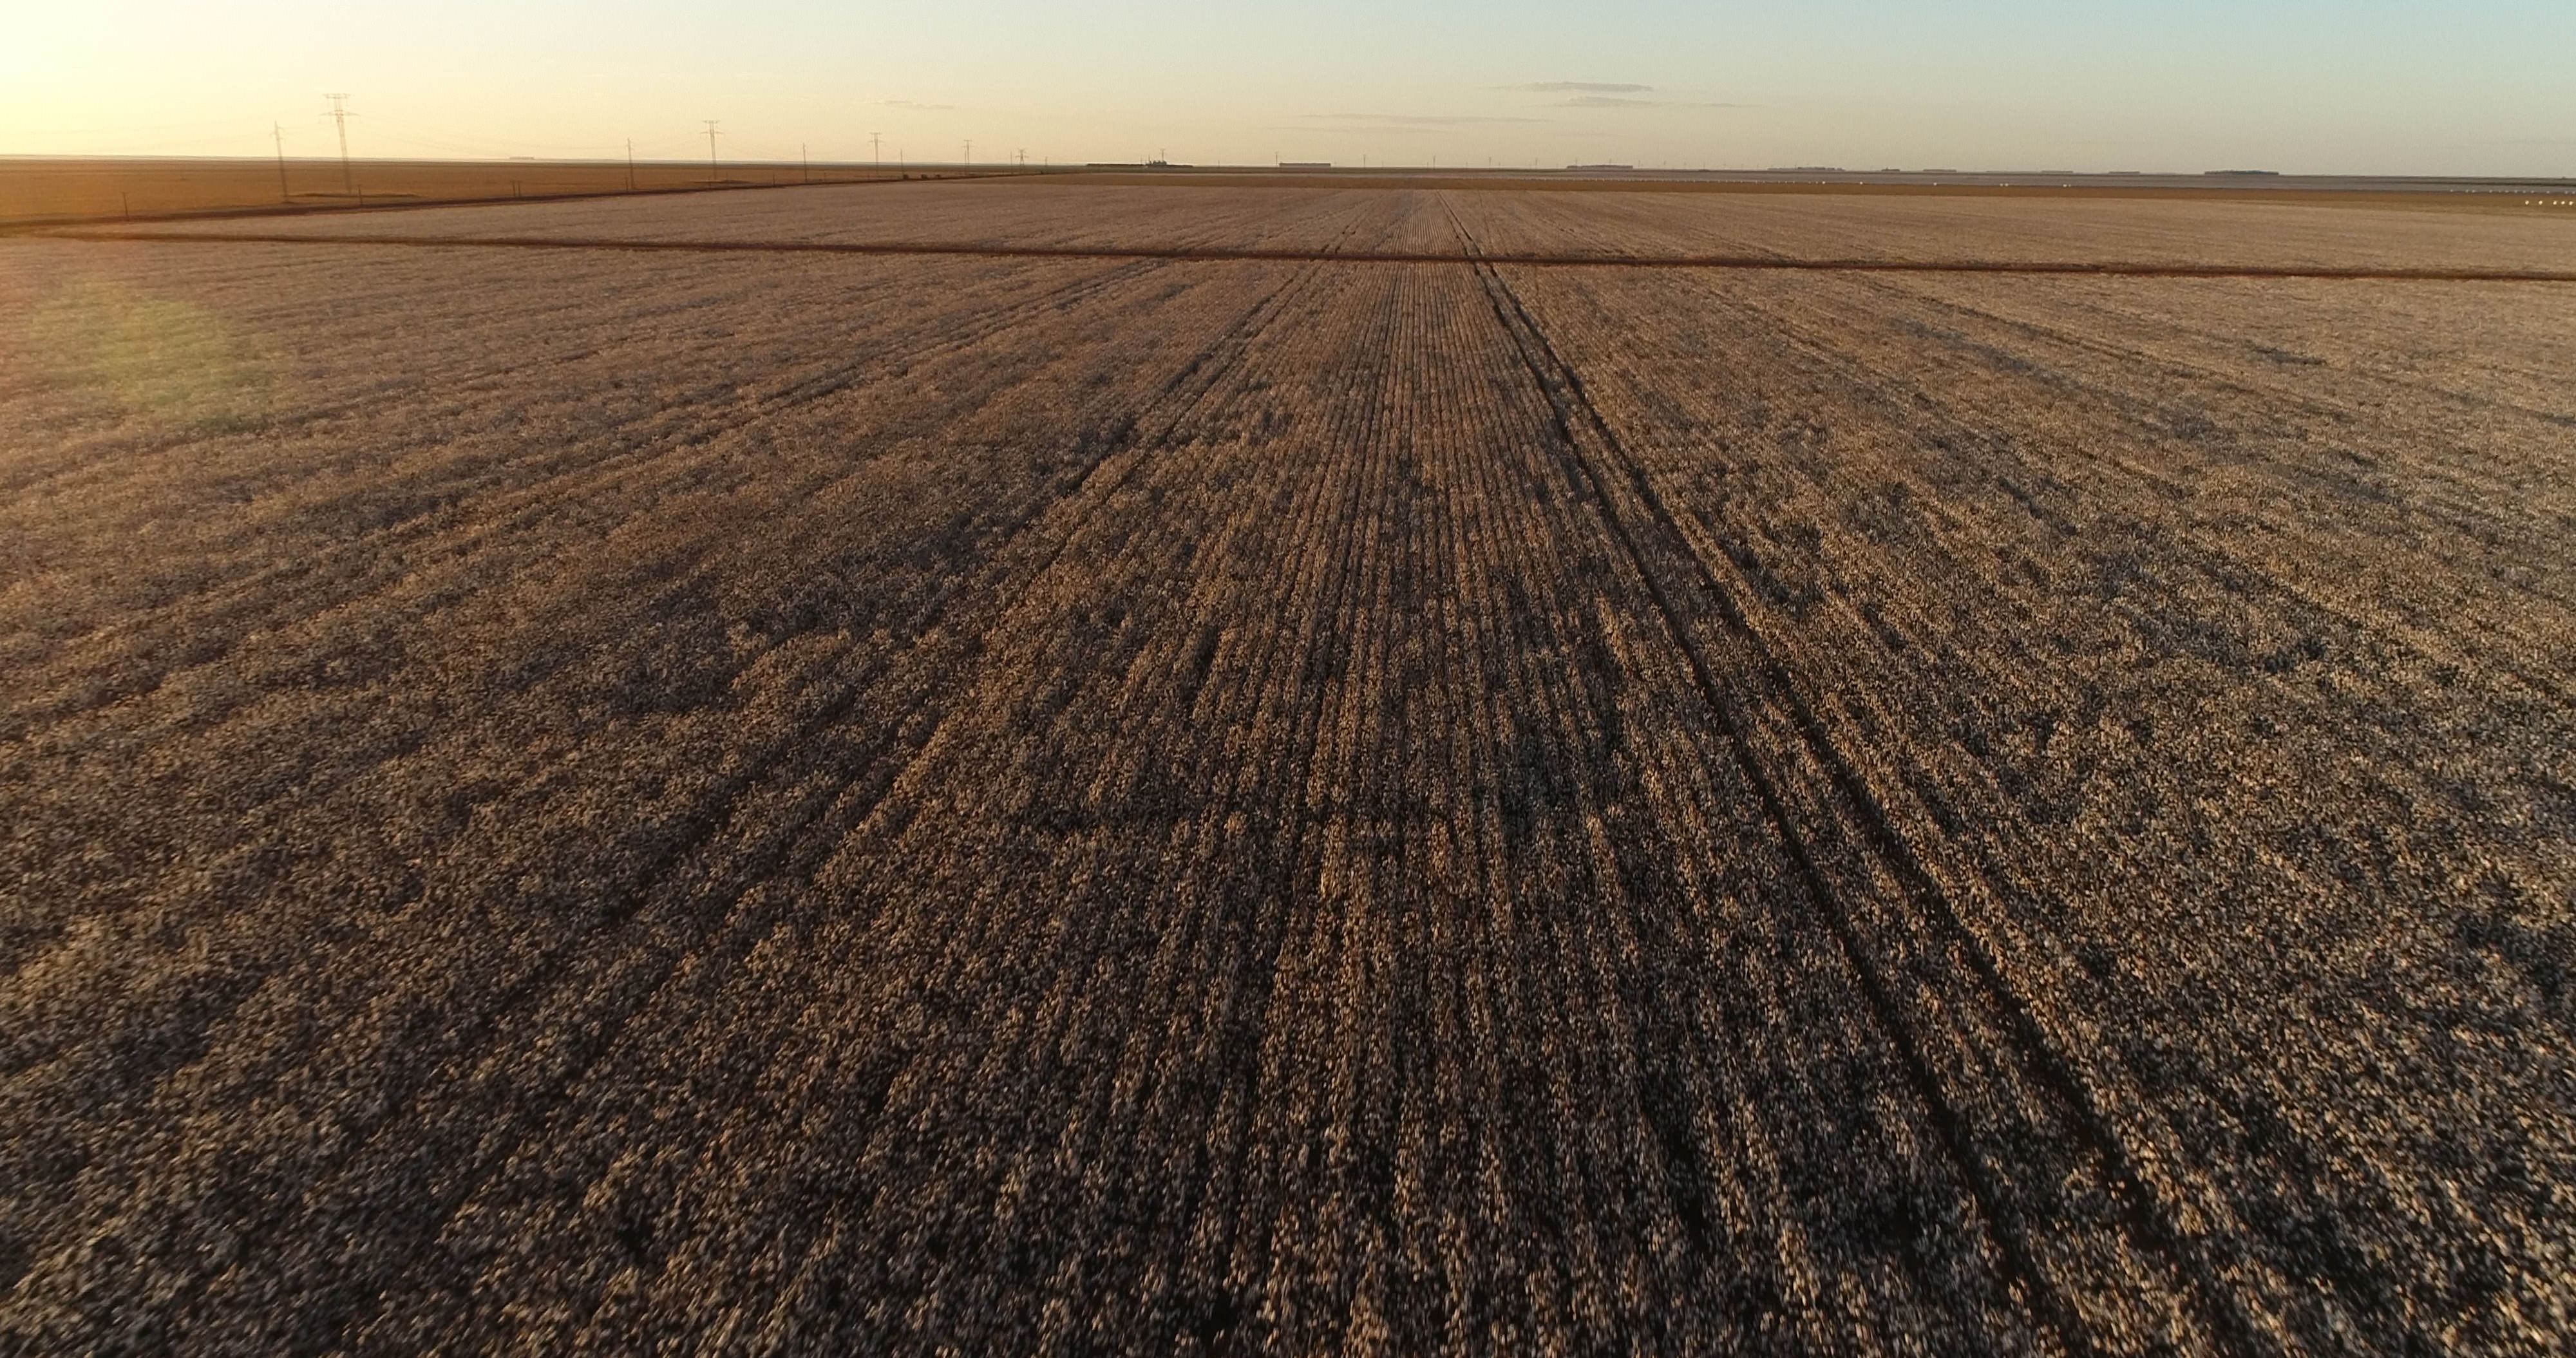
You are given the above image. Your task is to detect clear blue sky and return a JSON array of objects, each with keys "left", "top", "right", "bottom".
[{"left": 8, "top": 0, "right": 2572, "bottom": 173}]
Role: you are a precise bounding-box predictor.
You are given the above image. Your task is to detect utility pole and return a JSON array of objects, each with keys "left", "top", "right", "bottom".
[
  {"left": 626, "top": 137, "right": 636, "bottom": 191},
  {"left": 323, "top": 93, "right": 355, "bottom": 194},
  {"left": 802, "top": 143, "right": 810, "bottom": 183},
  {"left": 963, "top": 138, "right": 972, "bottom": 166},
  {"left": 703, "top": 120, "right": 721, "bottom": 184},
  {"left": 870, "top": 131, "right": 882, "bottom": 166},
  {"left": 274, "top": 123, "right": 290, "bottom": 203},
  {"left": 1016, "top": 148, "right": 1025, "bottom": 169}
]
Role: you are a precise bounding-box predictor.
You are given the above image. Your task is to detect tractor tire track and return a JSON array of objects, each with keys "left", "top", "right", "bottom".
[{"left": 1448, "top": 200, "right": 2280, "bottom": 1357}]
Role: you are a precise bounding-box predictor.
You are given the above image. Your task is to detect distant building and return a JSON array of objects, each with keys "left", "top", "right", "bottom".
[
  {"left": 1567, "top": 163, "right": 1634, "bottom": 171},
  {"left": 1280, "top": 162, "right": 1332, "bottom": 169}
]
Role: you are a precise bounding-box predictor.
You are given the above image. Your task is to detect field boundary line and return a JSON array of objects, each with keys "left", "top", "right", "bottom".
[{"left": 32, "top": 227, "right": 2576, "bottom": 283}]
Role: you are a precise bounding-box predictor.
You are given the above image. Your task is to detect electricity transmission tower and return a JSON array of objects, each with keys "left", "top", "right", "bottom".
[
  {"left": 703, "top": 120, "right": 721, "bottom": 183},
  {"left": 963, "top": 138, "right": 972, "bottom": 166},
  {"left": 273, "top": 123, "right": 290, "bottom": 203},
  {"left": 323, "top": 94, "right": 355, "bottom": 194},
  {"left": 870, "top": 131, "right": 882, "bottom": 166}
]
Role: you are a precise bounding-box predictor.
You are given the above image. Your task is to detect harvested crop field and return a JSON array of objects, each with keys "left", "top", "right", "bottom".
[
  {"left": 0, "top": 156, "right": 936, "bottom": 229},
  {"left": 3, "top": 181, "right": 2573, "bottom": 1355}
]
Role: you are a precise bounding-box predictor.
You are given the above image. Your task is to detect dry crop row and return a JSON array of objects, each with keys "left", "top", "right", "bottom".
[
  {"left": 1466, "top": 192, "right": 2573, "bottom": 1351},
  {"left": 1445, "top": 189, "right": 2576, "bottom": 272}
]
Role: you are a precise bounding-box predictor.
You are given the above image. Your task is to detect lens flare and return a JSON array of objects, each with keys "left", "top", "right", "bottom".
[{"left": 21, "top": 274, "right": 272, "bottom": 428}]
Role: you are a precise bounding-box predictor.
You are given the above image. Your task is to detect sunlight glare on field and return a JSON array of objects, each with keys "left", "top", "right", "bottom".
[{"left": 17, "top": 274, "right": 272, "bottom": 428}]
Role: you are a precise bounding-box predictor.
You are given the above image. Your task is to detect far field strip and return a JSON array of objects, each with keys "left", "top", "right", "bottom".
[{"left": 37, "top": 226, "right": 2576, "bottom": 283}]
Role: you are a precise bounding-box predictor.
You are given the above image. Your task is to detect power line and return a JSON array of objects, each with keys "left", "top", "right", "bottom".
[
  {"left": 351, "top": 115, "right": 636, "bottom": 157},
  {"left": 323, "top": 93, "right": 355, "bottom": 195}
]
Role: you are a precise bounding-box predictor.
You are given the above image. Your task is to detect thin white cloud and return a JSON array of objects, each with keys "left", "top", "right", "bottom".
[
  {"left": 1300, "top": 113, "right": 1549, "bottom": 127},
  {"left": 1558, "top": 95, "right": 1751, "bottom": 109},
  {"left": 1511, "top": 81, "right": 1653, "bottom": 93}
]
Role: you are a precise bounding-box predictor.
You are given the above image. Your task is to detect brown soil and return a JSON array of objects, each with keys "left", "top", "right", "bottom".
[{"left": 0, "top": 157, "right": 967, "bottom": 227}]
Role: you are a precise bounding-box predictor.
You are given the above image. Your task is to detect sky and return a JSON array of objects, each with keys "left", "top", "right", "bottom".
[{"left": 7, "top": 0, "right": 2573, "bottom": 175}]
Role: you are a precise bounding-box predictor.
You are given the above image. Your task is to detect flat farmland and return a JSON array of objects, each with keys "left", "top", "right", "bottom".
[{"left": 3, "top": 183, "right": 2572, "bottom": 1355}]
